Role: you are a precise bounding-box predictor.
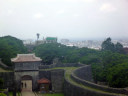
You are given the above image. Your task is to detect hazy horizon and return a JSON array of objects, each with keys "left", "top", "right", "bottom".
[{"left": 0, "top": 0, "right": 128, "bottom": 40}]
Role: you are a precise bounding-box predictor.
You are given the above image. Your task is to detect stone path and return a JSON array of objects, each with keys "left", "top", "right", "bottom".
[
  {"left": 21, "top": 80, "right": 35, "bottom": 96},
  {"left": 21, "top": 80, "right": 32, "bottom": 91},
  {"left": 21, "top": 91, "right": 35, "bottom": 96}
]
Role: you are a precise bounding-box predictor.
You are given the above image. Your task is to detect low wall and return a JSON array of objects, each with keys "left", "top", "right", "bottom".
[
  {"left": 39, "top": 70, "right": 51, "bottom": 80},
  {"left": 0, "top": 72, "right": 14, "bottom": 91},
  {"left": 64, "top": 78, "right": 116, "bottom": 96},
  {"left": 51, "top": 69, "right": 64, "bottom": 93},
  {"left": 71, "top": 65, "right": 128, "bottom": 95},
  {"left": 39, "top": 69, "right": 64, "bottom": 93},
  {"left": 74, "top": 65, "right": 93, "bottom": 82},
  {"left": 39, "top": 63, "right": 84, "bottom": 69}
]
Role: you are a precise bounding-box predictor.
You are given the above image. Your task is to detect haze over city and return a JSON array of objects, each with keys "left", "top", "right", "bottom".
[{"left": 0, "top": 0, "right": 128, "bottom": 40}]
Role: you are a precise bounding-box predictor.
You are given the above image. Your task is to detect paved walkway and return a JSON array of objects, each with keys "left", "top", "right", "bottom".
[
  {"left": 21, "top": 80, "right": 35, "bottom": 96},
  {"left": 21, "top": 91, "right": 35, "bottom": 96},
  {"left": 21, "top": 80, "right": 32, "bottom": 91}
]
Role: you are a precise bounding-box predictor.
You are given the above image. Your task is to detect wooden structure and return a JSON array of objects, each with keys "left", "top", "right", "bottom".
[{"left": 37, "top": 78, "right": 50, "bottom": 93}]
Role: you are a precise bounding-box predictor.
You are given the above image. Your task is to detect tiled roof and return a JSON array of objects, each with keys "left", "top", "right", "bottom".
[
  {"left": 37, "top": 78, "right": 50, "bottom": 84},
  {"left": 11, "top": 54, "right": 42, "bottom": 62}
]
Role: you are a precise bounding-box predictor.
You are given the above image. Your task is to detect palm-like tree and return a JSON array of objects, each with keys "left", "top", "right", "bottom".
[{"left": 36, "top": 33, "right": 40, "bottom": 41}]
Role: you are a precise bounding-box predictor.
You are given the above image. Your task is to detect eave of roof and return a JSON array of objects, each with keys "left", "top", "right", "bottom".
[
  {"left": 11, "top": 53, "right": 42, "bottom": 63},
  {"left": 37, "top": 78, "right": 50, "bottom": 84}
]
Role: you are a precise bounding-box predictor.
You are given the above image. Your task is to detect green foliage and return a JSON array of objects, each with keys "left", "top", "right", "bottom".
[
  {"left": 107, "top": 63, "right": 128, "bottom": 88},
  {"left": 0, "top": 36, "right": 27, "bottom": 66},
  {"left": 0, "top": 78, "right": 4, "bottom": 88},
  {"left": 101, "top": 37, "right": 115, "bottom": 51},
  {"left": 0, "top": 93, "right": 6, "bottom": 96},
  {"left": 34, "top": 43, "right": 98, "bottom": 64},
  {"left": 101, "top": 37, "right": 124, "bottom": 54}
]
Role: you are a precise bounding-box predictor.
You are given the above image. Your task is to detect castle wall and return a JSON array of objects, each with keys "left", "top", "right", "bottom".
[
  {"left": 64, "top": 78, "right": 116, "bottom": 96},
  {"left": 39, "top": 70, "right": 51, "bottom": 80},
  {"left": 64, "top": 65, "right": 128, "bottom": 96},
  {"left": 0, "top": 72, "right": 14, "bottom": 91},
  {"left": 15, "top": 71, "right": 38, "bottom": 91},
  {"left": 73, "top": 65, "right": 93, "bottom": 82},
  {"left": 51, "top": 69, "right": 64, "bottom": 92},
  {"left": 39, "top": 63, "right": 84, "bottom": 69},
  {"left": 39, "top": 69, "right": 64, "bottom": 92}
]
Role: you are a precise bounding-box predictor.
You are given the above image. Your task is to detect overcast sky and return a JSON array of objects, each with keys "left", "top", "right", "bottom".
[{"left": 0, "top": 0, "right": 128, "bottom": 40}]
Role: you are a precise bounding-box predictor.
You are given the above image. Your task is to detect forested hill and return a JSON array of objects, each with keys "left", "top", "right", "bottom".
[
  {"left": 0, "top": 36, "right": 27, "bottom": 66},
  {"left": 34, "top": 38, "right": 128, "bottom": 88},
  {"left": 0, "top": 36, "right": 128, "bottom": 88}
]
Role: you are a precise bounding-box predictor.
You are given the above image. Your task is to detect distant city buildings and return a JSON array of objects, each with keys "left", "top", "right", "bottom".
[
  {"left": 23, "top": 37, "right": 58, "bottom": 45},
  {"left": 60, "top": 39, "right": 128, "bottom": 50},
  {"left": 22, "top": 38, "right": 128, "bottom": 50}
]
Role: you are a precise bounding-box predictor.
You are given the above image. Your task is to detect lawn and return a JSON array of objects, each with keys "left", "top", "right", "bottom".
[
  {"left": 41, "top": 93, "right": 64, "bottom": 96},
  {"left": 0, "top": 68, "right": 12, "bottom": 72}
]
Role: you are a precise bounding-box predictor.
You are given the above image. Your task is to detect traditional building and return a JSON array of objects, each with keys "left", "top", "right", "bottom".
[
  {"left": 11, "top": 54, "right": 42, "bottom": 71},
  {"left": 11, "top": 54, "right": 64, "bottom": 92},
  {"left": 11, "top": 54, "right": 42, "bottom": 91},
  {"left": 38, "top": 78, "right": 50, "bottom": 93}
]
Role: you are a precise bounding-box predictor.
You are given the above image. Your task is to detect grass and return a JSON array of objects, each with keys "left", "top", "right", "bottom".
[
  {"left": 41, "top": 93, "right": 64, "bottom": 96},
  {"left": 0, "top": 68, "right": 12, "bottom": 72},
  {"left": 9, "top": 92, "right": 13, "bottom": 96},
  {"left": 40, "top": 67, "right": 78, "bottom": 71},
  {"left": 64, "top": 67, "right": 126, "bottom": 96},
  {"left": 36, "top": 67, "right": 126, "bottom": 96}
]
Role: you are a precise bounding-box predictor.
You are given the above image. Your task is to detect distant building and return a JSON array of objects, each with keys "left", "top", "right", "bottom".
[
  {"left": 61, "top": 39, "right": 69, "bottom": 44},
  {"left": 46, "top": 37, "right": 57, "bottom": 43}
]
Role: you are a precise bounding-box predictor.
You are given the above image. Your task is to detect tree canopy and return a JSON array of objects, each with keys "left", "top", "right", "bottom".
[
  {"left": 34, "top": 38, "right": 128, "bottom": 88},
  {"left": 0, "top": 36, "right": 27, "bottom": 66}
]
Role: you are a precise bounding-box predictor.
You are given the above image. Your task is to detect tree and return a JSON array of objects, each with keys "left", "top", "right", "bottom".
[
  {"left": 0, "top": 93, "right": 6, "bottom": 96},
  {"left": 101, "top": 37, "right": 115, "bottom": 51},
  {"left": 0, "top": 78, "right": 4, "bottom": 89},
  {"left": 107, "top": 63, "right": 128, "bottom": 88},
  {"left": 115, "top": 42, "right": 124, "bottom": 53},
  {"left": 36, "top": 33, "right": 40, "bottom": 41},
  {"left": 0, "top": 36, "right": 27, "bottom": 66}
]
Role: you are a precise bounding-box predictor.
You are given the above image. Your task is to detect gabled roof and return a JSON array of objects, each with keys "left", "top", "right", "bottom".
[
  {"left": 37, "top": 78, "right": 50, "bottom": 84},
  {"left": 11, "top": 54, "right": 42, "bottom": 63}
]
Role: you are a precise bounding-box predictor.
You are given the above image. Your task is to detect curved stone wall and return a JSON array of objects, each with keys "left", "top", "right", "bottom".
[
  {"left": 64, "top": 76, "right": 117, "bottom": 96},
  {"left": 71, "top": 65, "right": 128, "bottom": 95}
]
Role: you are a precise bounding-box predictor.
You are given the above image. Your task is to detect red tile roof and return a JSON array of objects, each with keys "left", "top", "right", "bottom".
[
  {"left": 37, "top": 78, "right": 50, "bottom": 84},
  {"left": 11, "top": 54, "right": 42, "bottom": 63}
]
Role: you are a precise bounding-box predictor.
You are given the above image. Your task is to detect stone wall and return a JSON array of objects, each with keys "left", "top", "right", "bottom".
[
  {"left": 39, "top": 63, "right": 84, "bottom": 69},
  {"left": 39, "top": 69, "right": 64, "bottom": 93},
  {"left": 64, "top": 78, "right": 116, "bottom": 96},
  {"left": 73, "top": 65, "right": 93, "bottom": 82},
  {"left": 15, "top": 71, "right": 38, "bottom": 91},
  {"left": 39, "top": 70, "right": 51, "bottom": 80},
  {"left": 0, "top": 72, "right": 14, "bottom": 91},
  {"left": 70, "top": 65, "right": 128, "bottom": 95},
  {"left": 51, "top": 69, "right": 64, "bottom": 92}
]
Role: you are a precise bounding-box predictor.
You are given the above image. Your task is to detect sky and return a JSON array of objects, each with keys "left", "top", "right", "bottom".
[{"left": 0, "top": 0, "right": 128, "bottom": 40}]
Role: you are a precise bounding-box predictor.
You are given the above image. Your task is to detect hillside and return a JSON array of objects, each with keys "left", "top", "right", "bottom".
[{"left": 0, "top": 36, "right": 27, "bottom": 66}]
